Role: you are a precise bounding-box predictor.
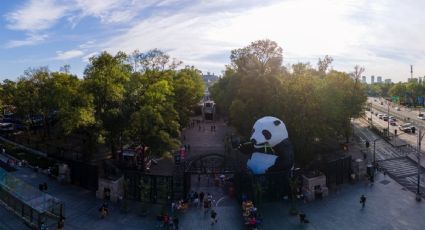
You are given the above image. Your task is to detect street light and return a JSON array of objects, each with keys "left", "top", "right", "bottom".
[{"left": 416, "top": 129, "right": 424, "bottom": 201}]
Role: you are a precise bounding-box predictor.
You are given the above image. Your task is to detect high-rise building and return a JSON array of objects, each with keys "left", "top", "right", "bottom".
[
  {"left": 384, "top": 79, "right": 392, "bottom": 84},
  {"left": 377, "top": 76, "right": 382, "bottom": 83},
  {"left": 371, "top": 75, "right": 375, "bottom": 84},
  {"left": 362, "top": 76, "right": 366, "bottom": 83}
]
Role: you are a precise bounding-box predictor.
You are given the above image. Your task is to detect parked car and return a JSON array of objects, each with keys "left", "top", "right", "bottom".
[
  {"left": 390, "top": 120, "right": 397, "bottom": 126},
  {"left": 399, "top": 123, "right": 414, "bottom": 132},
  {"left": 389, "top": 116, "right": 396, "bottom": 121},
  {"left": 378, "top": 114, "right": 384, "bottom": 119},
  {"left": 395, "top": 107, "right": 401, "bottom": 111},
  {"left": 383, "top": 115, "right": 389, "bottom": 121},
  {"left": 418, "top": 114, "right": 425, "bottom": 120}
]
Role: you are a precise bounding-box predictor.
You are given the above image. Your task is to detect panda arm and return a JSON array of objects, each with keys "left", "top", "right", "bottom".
[{"left": 266, "top": 139, "right": 294, "bottom": 172}]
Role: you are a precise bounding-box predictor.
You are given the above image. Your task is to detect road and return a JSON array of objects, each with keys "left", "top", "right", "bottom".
[
  {"left": 353, "top": 118, "right": 425, "bottom": 197},
  {"left": 367, "top": 97, "right": 425, "bottom": 129}
]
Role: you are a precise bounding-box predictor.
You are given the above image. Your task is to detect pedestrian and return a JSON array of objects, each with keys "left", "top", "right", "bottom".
[
  {"left": 299, "top": 212, "right": 306, "bottom": 224},
  {"left": 39, "top": 221, "right": 47, "bottom": 230},
  {"left": 199, "top": 191, "right": 205, "bottom": 204},
  {"left": 211, "top": 125, "right": 213, "bottom": 132},
  {"left": 187, "top": 144, "right": 191, "bottom": 152},
  {"left": 204, "top": 199, "right": 210, "bottom": 216},
  {"left": 194, "top": 193, "right": 199, "bottom": 207},
  {"left": 43, "top": 182, "right": 48, "bottom": 191},
  {"left": 210, "top": 209, "right": 218, "bottom": 225},
  {"left": 99, "top": 205, "right": 107, "bottom": 219},
  {"left": 198, "top": 125, "right": 201, "bottom": 131},
  {"left": 173, "top": 215, "right": 179, "bottom": 230},
  {"left": 360, "top": 194, "right": 366, "bottom": 208},
  {"left": 57, "top": 215, "right": 65, "bottom": 230}
]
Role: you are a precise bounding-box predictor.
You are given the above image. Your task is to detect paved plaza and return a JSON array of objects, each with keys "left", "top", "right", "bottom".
[{"left": 1, "top": 117, "right": 425, "bottom": 229}]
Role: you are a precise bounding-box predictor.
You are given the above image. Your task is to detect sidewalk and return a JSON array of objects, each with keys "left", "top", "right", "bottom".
[{"left": 260, "top": 172, "right": 424, "bottom": 230}]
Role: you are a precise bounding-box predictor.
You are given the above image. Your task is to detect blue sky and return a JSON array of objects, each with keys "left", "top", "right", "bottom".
[{"left": 1, "top": 0, "right": 425, "bottom": 82}]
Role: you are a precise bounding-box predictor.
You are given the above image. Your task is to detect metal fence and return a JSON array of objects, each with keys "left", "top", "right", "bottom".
[{"left": 0, "top": 168, "right": 63, "bottom": 229}]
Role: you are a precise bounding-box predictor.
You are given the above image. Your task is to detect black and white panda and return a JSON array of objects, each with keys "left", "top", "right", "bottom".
[{"left": 247, "top": 116, "right": 294, "bottom": 174}]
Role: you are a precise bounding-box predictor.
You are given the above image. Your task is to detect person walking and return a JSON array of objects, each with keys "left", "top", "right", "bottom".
[
  {"left": 210, "top": 209, "right": 218, "bottom": 225},
  {"left": 360, "top": 195, "right": 366, "bottom": 208},
  {"left": 193, "top": 192, "right": 199, "bottom": 207},
  {"left": 173, "top": 215, "right": 179, "bottom": 230},
  {"left": 199, "top": 192, "right": 205, "bottom": 205},
  {"left": 57, "top": 215, "right": 65, "bottom": 230}
]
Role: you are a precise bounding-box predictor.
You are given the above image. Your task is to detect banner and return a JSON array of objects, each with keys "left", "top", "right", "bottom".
[
  {"left": 391, "top": 96, "right": 400, "bottom": 103},
  {"left": 418, "top": 96, "right": 424, "bottom": 106}
]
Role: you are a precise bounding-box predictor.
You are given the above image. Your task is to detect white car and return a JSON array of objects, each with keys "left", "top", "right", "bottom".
[
  {"left": 418, "top": 114, "right": 425, "bottom": 120},
  {"left": 399, "top": 123, "right": 414, "bottom": 132}
]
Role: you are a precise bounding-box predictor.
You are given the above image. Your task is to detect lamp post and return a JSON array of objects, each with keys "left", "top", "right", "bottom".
[
  {"left": 416, "top": 129, "right": 424, "bottom": 201},
  {"left": 387, "top": 101, "right": 390, "bottom": 137}
]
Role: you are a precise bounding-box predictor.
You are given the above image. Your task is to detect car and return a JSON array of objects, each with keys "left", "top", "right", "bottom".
[
  {"left": 389, "top": 116, "right": 396, "bottom": 121},
  {"left": 383, "top": 115, "right": 389, "bottom": 121},
  {"left": 390, "top": 120, "right": 397, "bottom": 126},
  {"left": 418, "top": 114, "right": 425, "bottom": 120},
  {"left": 399, "top": 123, "right": 414, "bottom": 132},
  {"left": 395, "top": 107, "right": 401, "bottom": 111},
  {"left": 378, "top": 114, "right": 384, "bottom": 119}
]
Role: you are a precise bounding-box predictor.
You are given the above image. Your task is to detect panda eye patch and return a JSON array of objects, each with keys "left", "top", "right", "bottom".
[{"left": 262, "top": 130, "right": 271, "bottom": 140}]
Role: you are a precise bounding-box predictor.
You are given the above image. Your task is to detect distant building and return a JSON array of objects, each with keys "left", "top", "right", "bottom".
[
  {"left": 377, "top": 76, "right": 382, "bottom": 83},
  {"left": 384, "top": 79, "right": 392, "bottom": 84},
  {"left": 408, "top": 78, "right": 418, "bottom": 83},
  {"left": 371, "top": 75, "right": 375, "bottom": 84},
  {"left": 202, "top": 72, "right": 219, "bottom": 86},
  {"left": 361, "top": 76, "right": 366, "bottom": 83}
]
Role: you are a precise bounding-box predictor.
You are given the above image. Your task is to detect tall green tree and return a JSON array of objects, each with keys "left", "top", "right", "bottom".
[{"left": 83, "top": 51, "right": 132, "bottom": 159}]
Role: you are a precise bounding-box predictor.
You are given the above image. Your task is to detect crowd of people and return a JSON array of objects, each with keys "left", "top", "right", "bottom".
[{"left": 242, "top": 197, "right": 261, "bottom": 229}]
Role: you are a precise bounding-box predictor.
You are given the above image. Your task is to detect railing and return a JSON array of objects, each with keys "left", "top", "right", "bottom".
[{"left": 0, "top": 168, "right": 63, "bottom": 229}]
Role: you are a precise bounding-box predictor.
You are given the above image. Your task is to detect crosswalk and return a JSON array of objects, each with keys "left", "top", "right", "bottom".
[
  {"left": 379, "top": 158, "right": 420, "bottom": 178},
  {"left": 354, "top": 119, "right": 425, "bottom": 197}
]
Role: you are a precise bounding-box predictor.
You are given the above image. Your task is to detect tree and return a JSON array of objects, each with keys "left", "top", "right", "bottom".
[
  {"left": 230, "top": 39, "right": 283, "bottom": 76},
  {"left": 83, "top": 51, "right": 132, "bottom": 159},
  {"left": 317, "top": 55, "right": 333, "bottom": 74}
]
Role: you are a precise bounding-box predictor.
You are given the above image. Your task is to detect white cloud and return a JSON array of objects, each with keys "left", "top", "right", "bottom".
[
  {"left": 5, "top": 34, "right": 48, "bottom": 48},
  {"left": 55, "top": 50, "right": 84, "bottom": 60},
  {"left": 5, "top": 0, "right": 68, "bottom": 31},
  {"left": 82, "top": 52, "right": 99, "bottom": 62}
]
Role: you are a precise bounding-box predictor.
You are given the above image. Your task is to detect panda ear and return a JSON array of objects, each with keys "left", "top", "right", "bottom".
[{"left": 273, "top": 120, "right": 281, "bottom": 126}]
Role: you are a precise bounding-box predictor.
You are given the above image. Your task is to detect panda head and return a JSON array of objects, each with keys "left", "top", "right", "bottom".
[{"left": 250, "top": 116, "right": 288, "bottom": 149}]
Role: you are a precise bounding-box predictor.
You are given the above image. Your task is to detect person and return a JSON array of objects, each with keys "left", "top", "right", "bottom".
[
  {"left": 299, "top": 212, "right": 306, "bottom": 223},
  {"left": 57, "top": 216, "right": 65, "bottom": 230},
  {"left": 173, "top": 215, "right": 179, "bottom": 230},
  {"left": 199, "top": 192, "right": 205, "bottom": 205},
  {"left": 39, "top": 221, "right": 47, "bottom": 230},
  {"left": 99, "top": 205, "right": 107, "bottom": 219},
  {"left": 43, "top": 182, "right": 48, "bottom": 191},
  {"left": 360, "top": 195, "right": 366, "bottom": 208},
  {"left": 193, "top": 192, "right": 199, "bottom": 207},
  {"left": 210, "top": 209, "right": 218, "bottom": 225},
  {"left": 203, "top": 199, "right": 210, "bottom": 216}
]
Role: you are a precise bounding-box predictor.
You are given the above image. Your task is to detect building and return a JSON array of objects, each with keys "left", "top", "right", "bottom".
[
  {"left": 371, "top": 75, "right": 375, "bottom": 84},
  {"left": 202, "top": 72, "right": 219, "bottom": 87},
  {"left": 362, "top": 76, "right": 366, "bottom": 83},
  {"left": 384, "top": 79, "right": 392, "bottom": 84},
  {"left": 377, "top": 76, "right": 382, "bottom": 83}
]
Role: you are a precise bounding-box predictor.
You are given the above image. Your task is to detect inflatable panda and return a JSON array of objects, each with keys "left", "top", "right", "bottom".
[{"left": 246, "top": 116, "right": 294, "bottom": 174}]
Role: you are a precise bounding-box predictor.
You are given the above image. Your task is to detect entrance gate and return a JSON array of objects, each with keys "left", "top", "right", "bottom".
[{"left": 183, "top": 153, "right": 242, "bottom": 198}]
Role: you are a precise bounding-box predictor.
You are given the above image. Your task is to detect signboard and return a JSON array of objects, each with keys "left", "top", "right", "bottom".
[
  {"left": 418, "top": 96, "right": 424, "bottom": 106},
  {"left": 391, "top": 96, "right": 400, "bottom": 103}
]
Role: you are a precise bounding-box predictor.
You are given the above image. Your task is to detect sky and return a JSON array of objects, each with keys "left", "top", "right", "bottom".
[{"left": 1, "top": 0, "right": 425, "bottom": 83}]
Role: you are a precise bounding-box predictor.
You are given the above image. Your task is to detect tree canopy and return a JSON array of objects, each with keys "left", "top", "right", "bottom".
[
  {"left": 210, "top": 40, "right": 367, "bottom": 164},
  {"left": 0, "top": 50, "right": 204, "bottom": 159}
]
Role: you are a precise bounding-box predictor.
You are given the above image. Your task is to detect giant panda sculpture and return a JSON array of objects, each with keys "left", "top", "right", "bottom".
[{"left": 246, "top": 116, "right": 294, "bottom": 174}]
